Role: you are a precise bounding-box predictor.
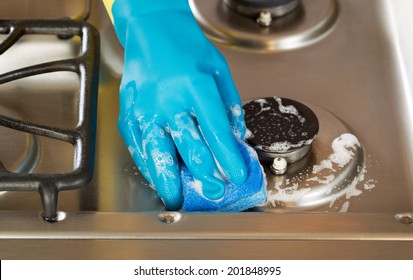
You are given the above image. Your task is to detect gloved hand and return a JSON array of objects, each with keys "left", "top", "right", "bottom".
[{"left": 112, "top": 0, "right": 247, "bottom": 210}]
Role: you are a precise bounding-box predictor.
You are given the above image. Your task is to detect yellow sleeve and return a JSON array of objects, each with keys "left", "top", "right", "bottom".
[{"left": 102, "top": 0, "right": 115, "bottom": 24}]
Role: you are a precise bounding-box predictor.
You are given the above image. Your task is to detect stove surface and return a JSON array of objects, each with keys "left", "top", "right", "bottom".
[{"left": 0, "top": 0, "right": 412, "bottom": 259}]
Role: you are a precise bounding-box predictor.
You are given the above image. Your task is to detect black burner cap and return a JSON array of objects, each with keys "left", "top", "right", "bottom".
[{"left": 243, "top": 97, "right": 319, "bottom": 153}]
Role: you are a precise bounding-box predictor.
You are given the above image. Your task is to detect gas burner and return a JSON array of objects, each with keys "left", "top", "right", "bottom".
[
  {"left": 189, "top": 0, "right": 339, "bottom": 52},
  {"left": 245, "top": 97, "right": 365, "bottom": 211},
  {"left": 244, "top": 97, "right": 318, "bottom": 165},
  {"left": 0, "top": 105, "right": 40, "bottom": 173}
]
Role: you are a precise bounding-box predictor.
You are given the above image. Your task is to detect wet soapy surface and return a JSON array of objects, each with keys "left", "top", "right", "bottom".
[
  {"left": 121, "top": 85, "right": 377, "bottom": 212},
  {"left": 265, "top": 133, "right": 377, "bottom": 212},
  {"left": 244, "top": 97, "right": 319, "bottom": 153},
  {"left": 123, "top": 131, "right": 377, "bottom": 212}
]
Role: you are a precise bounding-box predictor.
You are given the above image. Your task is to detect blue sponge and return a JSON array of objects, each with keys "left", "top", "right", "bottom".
[{"left": 181, "top": 139, "right": 267, "bottom": 212}]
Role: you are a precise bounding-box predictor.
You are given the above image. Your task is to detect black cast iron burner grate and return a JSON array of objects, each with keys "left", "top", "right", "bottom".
[{"left": 0, "top": 19, "right": 100, "bottom": 222}]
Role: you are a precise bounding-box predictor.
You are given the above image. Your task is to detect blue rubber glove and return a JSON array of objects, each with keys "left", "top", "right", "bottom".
[{"left": 112, "top": 0, "right": 247, "bottom": 210}]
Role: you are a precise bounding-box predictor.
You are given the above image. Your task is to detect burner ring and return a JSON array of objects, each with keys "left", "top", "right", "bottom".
[
  {"left": 224, "top": 0, "right": 301, "bottom": 18},
  {"left": 250, "top": 102, "right": 366, "bottom": 211},
  {"left": 189, "top": 0, "right": 339, "bottom": 52}
]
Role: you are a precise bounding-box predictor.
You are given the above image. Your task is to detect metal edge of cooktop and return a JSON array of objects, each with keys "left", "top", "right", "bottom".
[{"left": 0, "top": 212, "right": 412, "bottom": 241}]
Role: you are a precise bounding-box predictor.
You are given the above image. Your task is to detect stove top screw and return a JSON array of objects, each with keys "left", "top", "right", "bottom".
[
  {"left": 395, "top": 213, "right": 413, "bottom": 225},
  {"left": 257, "top": 11, "right": 272, "bottom": 27},
  {"left": 158, "top": 212, "right": 182, "bottom": 224},
  {"left": 270, "top": 157, "right": 288, "bottom": 175}
]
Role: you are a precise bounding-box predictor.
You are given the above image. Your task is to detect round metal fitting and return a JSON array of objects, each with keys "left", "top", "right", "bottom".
[
  {"left": 158, "top": 212, "right": 182, "bottom": 224},
  {"left": 270, "top": 157, "right": 288, "bottom": 175},
  {"left": 224, "top": 0, "right": 301, "bottom": 18},
  {"left": 395, "top": 213, "right": 413, "bottom": 225}
]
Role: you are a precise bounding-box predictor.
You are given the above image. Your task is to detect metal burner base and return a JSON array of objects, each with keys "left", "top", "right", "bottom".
[
  {"left": 189, "top": 0, "right": 339, "bottom": 52},
  {"left": 255, "top": 103, "right": 365, "bottom": 211}
]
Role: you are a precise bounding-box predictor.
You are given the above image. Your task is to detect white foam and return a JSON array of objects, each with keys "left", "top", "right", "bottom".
[
  {"left": 267, "top": 182, "right": 311, "bottom": 206},
  {"left": 364, "top": 179, "right": 377, "bottom": 190},
  {"left": 257, "top": 137, "right": 315, "bottom": 153},
  {"left": 140, "top": 119, "right": 165, "bottom": 159},
  {"left": 229, "top": 104, "right": 244, "bottom": 139},
  {"left": 191, "top": 154, "right": 202, "bottom": 164},
  {"left": 275, "top": 97, "right": 306, "bottom": 123},
  {"left": 170, "top": 112, "right": 200, "bottom": 143},
  {"left": 313, "top": 133, "right": 361, "bottom": 174},
  {"left": 254, "top": 99, "right": 271, "bottom": 116},
  {"left": 229, "top": 104, "right": 242, "bottom": 117},
  {"left": 151, "top": 148, "right": 176, "bottom": 179},
  {"left": 345, "top": 176, "right": 364, "bottom": 200},
  {"left": 255, "top": 99, "right": 268, "bottom": 106},
  {"left": 189, "top": 179, "right": 204, "bottom": 197},
  {"left": 306, "top": 174, "right": 335, "bottom": 184},
  {"left": 266, "top": 133, "right": 377, "bottom": 212},
  {"left": 245, "top": 128, "right": 254, "bottom": 139},
  {"left": 328, "top": 165, "right": 369, "bottom": 211},
  {"left": 339, "top": 201, "right": 350, "bottom": 212}
]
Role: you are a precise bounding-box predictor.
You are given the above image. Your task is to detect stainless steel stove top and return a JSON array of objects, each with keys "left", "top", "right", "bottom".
[{"left": 0, "top": 0, "right": 412, "bottom": 259}]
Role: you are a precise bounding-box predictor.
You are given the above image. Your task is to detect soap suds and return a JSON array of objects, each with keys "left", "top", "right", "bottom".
[
  {"left": 255, "top": 98, "right": 268, "bottom": 106},
  {"left": 339, "top": 201, "right": 350, "bottom": 212},
  {"left": 151, "top": 148, "right": 176, "bottom": 179},
  {"left": 189, "top": 179, "right": 204, "bottom": 197},
  {"left": 306, "top": 174, "right": 335, "bottom": 184},
  {"left": 275, "top": 97, "right": 306, "bottom": 123},
  {"left": 266, "top": 133, "right": 377, "bottom": 212},
  {"left": 140, "top": 119, "right": 165, "bottom": 160},
  {"left": 254, "top": 99, "right": 272, "bottom": 116},
  {"left": 170, "top": 112, "right": 200, "bottom": 144},
  {"left": 245, "top": 128, "right": 254, "bottom": 139},
  {"left": 267, "top": 182, "right": 311, "bottom": 206},
  {"left": 229, "top": 104, "right": 242, "bottom": 117},
  {"left": 257, "top": 137, "right": 315, "bottom": 153},
  {"left": 364, "top": 179, "right": 377, "bottom": 190},
  {"left": 313, "top": 133, "right": 360, "bottom": 174},
  {"left": 191, "top": 153, "right": 202, "bottom": 165},
  {"left": 229, "top": 104, "right": 245, "bottom": 139}
]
